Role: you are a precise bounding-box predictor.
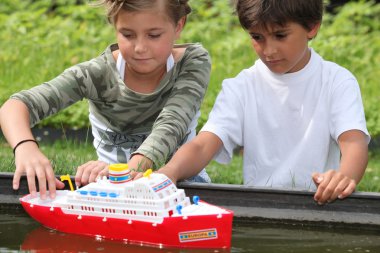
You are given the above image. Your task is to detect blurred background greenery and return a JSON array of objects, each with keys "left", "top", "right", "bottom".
[{"left": 1, "top": 0, "right": 379, "bottom": 190}]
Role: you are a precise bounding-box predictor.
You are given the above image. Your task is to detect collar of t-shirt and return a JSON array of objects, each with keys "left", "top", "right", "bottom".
[
  {"left": 258, "top": 48, "right": 320, "bottom": 86},
  {"left": 116, "top": 53, "right": 175, "bottom": 80}
]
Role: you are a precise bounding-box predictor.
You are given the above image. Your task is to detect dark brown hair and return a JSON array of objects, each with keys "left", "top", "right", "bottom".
[
  {"left": 98, "top": 0, "right": 191, "bottom": 25},
  {"left": 235, "top": 0, "right": 323, "bottom": 31}
]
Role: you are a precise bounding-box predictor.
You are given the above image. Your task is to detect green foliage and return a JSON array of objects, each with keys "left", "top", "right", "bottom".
[
  {"left": 0, "top": 0, "right": 113, "bottom": 128},
  {"left": 0, "top": 0, "right": 379, "bottom": 137},
  {"left": 181, "top": 0, "right": 254, "bottom": 129},
  {"left": 311, "top": 0, "right": 380, "bottom": 137},
  {"left": 357, "top": 149, "right": 380, "bottom": 192}
]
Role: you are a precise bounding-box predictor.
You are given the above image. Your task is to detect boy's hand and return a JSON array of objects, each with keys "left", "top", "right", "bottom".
[
  {"left": 75, "top": 160, "right": 109, "bottom": 187},
  {"left": 312, "top": 170, "right": 356, "bottom": 204},
  {"left": 13, "top": 144, "right": 65, "bottom": 200}
]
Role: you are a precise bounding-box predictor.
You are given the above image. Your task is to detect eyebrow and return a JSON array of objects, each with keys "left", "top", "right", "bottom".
[
  {"left": 118, "top": 27, "right": 164, "bottom": 33},
  {"left": 250, "top": 27, "right": 291, "bottom": 35}
]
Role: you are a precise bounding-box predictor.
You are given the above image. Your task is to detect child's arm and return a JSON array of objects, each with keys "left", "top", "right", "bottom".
[
  {"left": 157, "top": 131, "right": 223, "bottom": 183},
  {"left": 312, "top": 129, "right": 368, "bottom": 204},
  {"left": 133, "top": 45, "right": 211, "bottom": 169},
  {"left": 0, "top": 99, "right": 64, "bottom": 199}
]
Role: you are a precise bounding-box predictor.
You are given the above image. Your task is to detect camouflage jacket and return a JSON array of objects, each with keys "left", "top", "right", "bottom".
[{"left": 11, "top": 43, "right": 211, "bottom": 166}]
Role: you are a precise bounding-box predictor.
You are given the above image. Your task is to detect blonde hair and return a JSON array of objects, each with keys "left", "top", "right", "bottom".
[{"left": 97, "top": 0, "right": 191, "bottom": 25}]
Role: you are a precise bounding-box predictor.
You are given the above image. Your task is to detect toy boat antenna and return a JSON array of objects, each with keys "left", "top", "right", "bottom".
[{"left": 60, "top": 174, "right": 74, "bottom": 191}]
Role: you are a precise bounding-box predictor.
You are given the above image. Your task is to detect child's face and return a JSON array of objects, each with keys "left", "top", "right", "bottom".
[
  {"left": 115, "top": 7, "right": 183, "bottom": 75},
  {"left": 248, "top": 22, "right": 320, "bottom": 74}
]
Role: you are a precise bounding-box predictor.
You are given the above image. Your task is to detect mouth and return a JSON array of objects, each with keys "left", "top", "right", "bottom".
[
  {"left": 266, "top": 59, "right": 282, "bottom": 64},
  {"left": 134, "top": 58, "right": 151, "bottom": 61}
]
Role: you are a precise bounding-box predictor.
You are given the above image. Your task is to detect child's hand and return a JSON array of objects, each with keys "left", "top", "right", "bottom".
[
  {"left": 75, "top": 160, "right": 109, "bottom": 187},
  {"left": 13, "top": 144, "right": 65, "bottom": 200},
  {"left": 312, "top": 170, "right": 357, "bottom": 204},
  {"left": 128, "top": 154, "right": 153, "bottom": 180},
  {"left": 132, "top": 172, "right": 144, "bottom": 180}
]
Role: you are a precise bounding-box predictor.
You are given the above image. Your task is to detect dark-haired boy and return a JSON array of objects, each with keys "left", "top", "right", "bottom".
[{"left": 158, "top": 0, "right": 369, "bottom": 204}]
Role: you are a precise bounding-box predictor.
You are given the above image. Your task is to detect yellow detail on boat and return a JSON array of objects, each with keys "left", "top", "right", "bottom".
[
  {"left": 109, "top": 163, "right": 129, "bottom": 172},
  {"left": 60, "top": 174, "right": 74, "bottom": 191}
]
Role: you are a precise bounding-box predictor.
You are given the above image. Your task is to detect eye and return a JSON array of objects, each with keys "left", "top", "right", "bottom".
[
  {"left": 149, "top": 33, "right": 161, "bottom": 39},
  {"left": 249, "top": 33, "right": 262, "bottom": 41},
  {"left": 121, "top": 33, "right": 134, "bottom": 39},
  {"left": 275, "top": 33, "right": 287, "bottom": 40}
]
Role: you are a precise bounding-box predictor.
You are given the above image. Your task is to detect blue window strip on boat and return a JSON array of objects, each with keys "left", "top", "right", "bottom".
[
  {"left": 109, "top": 174, "right": 131, "bottom": 182},
  {"left": 76, "top": 189, "right": 119, "bottom": 198}
]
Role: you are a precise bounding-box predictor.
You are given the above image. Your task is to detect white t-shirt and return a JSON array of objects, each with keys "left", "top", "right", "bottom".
[{"left": 201, "top": 48, "right": 370, "bottom": 190}]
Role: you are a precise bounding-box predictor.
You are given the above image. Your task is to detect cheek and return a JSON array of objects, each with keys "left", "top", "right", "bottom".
[
  {"left": 251, "top": 41, "right": 262, "bottom": 54},
  {"left": 117, "top": 37, "right": 132, "bottom": 50}
]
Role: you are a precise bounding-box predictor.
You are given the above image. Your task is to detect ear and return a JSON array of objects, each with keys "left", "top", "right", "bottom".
[
  {"left": 174, "top": 16, "right": 186, "bottom": 40},
  {"left": 307, "top": 22, "right": 321, "bottom": 40}
]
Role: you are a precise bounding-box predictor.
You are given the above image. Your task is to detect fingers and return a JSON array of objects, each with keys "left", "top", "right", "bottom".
[
  {"left": 313, "top": 170, "right": 356, "bottom": 205},
  {"left": 75, "top": 161, "right": 109, "bottom": 187},
  {"left": 45, "top": 164, "right": 57, "bottom": 199},
  {"left": 33, "top": 158, "right": 54, "bottom": 200},
  {"left": 12, "top": 167, "right": 23, "bottom": 191},
  {"left": 335, "top": 180, "right": 356, "bottom": 200},
  {"left": 34, "top": 164, "right": 47, "bottom": 200},
  {"left": 55, "top": 178, "right": 66, "bottom": 190},
  {"left": 312, "top": 172, "right": 323, "bottom": 186},
  {"left": 13, "top": 147, "right": 57, "bottom": 199},
  {"left": 25, "top": 166, "right": 38, "bottom": 197},
  {"left": 133, "top": 172, "right": 144, "bottom": 180}
]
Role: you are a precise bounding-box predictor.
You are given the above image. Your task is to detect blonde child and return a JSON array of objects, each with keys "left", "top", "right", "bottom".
[
  {"left": 0, "top": 0, "right": 211, "bottom": 199},
  {"left": 158, "top": 0, "right": 370, "bottom": 204}
]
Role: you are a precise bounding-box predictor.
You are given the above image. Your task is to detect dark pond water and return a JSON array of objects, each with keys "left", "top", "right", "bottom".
[{"left": 1, "top": 212, "right": 380, "bottom": 253}]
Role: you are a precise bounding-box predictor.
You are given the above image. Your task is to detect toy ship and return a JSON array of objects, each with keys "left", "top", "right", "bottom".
[{"left": 20, "top": 164, "right": 233, "bottom": 249}]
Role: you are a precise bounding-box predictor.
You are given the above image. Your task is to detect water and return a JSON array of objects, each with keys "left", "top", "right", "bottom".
[{"left": 1, "top": 212, "right": 380, "bottom": 253}]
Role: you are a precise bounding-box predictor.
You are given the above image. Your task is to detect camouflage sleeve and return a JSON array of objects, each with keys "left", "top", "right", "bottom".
[
  {"left": 134, "top": 44, "right": 211, "bottom": 167},
  {"left": 10, "top": 49, "right": 119, "bottom": 127}
]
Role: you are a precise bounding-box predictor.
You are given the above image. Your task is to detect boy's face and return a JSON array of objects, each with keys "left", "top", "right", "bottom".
[
  {"left": 115, "top": 8, "right": 184, "bottom": 75},
  {"left": 248, "top": 22, "right": 320, "bottom": 74}
]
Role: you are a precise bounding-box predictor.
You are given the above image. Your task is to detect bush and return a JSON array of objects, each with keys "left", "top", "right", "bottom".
[{"left": 1, "top": 0, "right": 379, "bottom": 138}]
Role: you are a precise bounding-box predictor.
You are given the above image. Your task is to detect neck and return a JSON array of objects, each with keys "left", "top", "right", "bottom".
[{"left": 124, "top": 65, "right": 166, "bottom": 94}]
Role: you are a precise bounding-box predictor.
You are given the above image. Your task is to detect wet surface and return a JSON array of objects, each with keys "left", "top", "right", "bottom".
[{"left": 1, "top": 212, "right": 380, "bottom": 253}]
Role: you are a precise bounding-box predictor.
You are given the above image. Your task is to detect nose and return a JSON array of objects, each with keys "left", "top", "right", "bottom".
[
  {"left": 263, "top": 40, "right": 277, "bottom": 58},
  {"left": 134, "top": 37, "right": 147, "bottom": 53}
]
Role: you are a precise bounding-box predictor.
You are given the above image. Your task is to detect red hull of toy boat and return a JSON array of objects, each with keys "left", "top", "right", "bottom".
[{"left": 20, "top": 200, "right": 233, "bottom": 249}]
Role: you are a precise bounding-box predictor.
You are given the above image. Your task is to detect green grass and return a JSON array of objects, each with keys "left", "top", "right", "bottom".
[
  {"left": 1, "top": 138, "right": 380, "bottom": 193},
  {"left": 0, "top": 139, "right": 97, "bottom": 175}
]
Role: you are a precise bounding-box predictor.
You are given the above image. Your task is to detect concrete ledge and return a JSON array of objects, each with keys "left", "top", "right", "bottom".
[{"left": 1, "top": 172, "right": 380, "bottom": 229}]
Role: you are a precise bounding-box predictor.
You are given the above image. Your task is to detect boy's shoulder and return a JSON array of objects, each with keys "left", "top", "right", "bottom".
[
  {"left": 220, "top": 65, "right": 257, "bottom": 95},
  {"left": 312, "top": 49, "right": 356, "bottom": 81}
]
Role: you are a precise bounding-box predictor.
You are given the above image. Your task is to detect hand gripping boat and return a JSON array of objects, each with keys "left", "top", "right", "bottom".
[{"left": 20, "top": 164, "right": 234, "bottom": 249}]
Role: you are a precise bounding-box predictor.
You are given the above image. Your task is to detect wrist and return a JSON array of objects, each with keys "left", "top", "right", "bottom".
[
  {"left": 129, "top": 154, "right": 153, "bottom": 172},
  {"left": 13, "top": 139, "right": 39, "bottom": 156},
  {"left": 158, "top": 165, "right": 178, "bottom": 183}
]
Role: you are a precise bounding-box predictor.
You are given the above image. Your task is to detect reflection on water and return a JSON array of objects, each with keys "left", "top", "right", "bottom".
[
  {"left": 232, "top": 223, "right": 380, "bottom": 253},
  {"left": 22, "top": 226, "right": 222, "bottom": 253},
  {"left": 1, "top": 212, "right": 380, "bottom": 253}
]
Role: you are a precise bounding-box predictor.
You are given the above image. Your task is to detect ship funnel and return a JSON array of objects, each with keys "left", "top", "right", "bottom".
[{"left": 109, "top": 164, "right": 132, "bottom": 184}]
